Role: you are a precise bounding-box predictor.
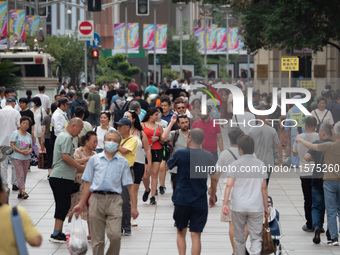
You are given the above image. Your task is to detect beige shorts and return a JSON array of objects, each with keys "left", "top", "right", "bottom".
[{"left": 220, "top": 200, "right": 232, "bottom": 222}]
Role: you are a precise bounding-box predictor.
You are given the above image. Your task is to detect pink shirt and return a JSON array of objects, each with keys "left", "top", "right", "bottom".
[{"left": 191, "top": 118, "right": 221, "bottom": 152}]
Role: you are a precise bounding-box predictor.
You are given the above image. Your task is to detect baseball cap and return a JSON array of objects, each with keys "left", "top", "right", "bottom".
[
  {"left": 6, "top": 97, "right": 16, "bottom": 103},
  {"left": 116, "top": 118, "right": 132, "bottom": 127},
  {"left": 58, "top": 97, "right": 72, "bottom": 105},
  {"left": 88, "top": 84, "right": 96, "bottom": 89}
]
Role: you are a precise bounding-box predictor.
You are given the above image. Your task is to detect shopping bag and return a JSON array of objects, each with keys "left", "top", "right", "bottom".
[
  {"left": 30, "top": 151, "right": 38, "bottom": 166},
  {"left": 69, "top": 215, "right": 88, "bottom": 255},
  {"left": 38, "top": 147, "right": 48, "bottom": 169},
  {"left": 32, "top": 142, "right": 39, "bottom": 155},
  {"left": 261, "top": 214, "right": 276, "bottom": 255}
]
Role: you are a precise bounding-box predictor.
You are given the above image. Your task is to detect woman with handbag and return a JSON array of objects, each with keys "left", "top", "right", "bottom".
[
  {"left": 0, "top": 176, "right": 42, "bottom": 254},
  {"left": 125, "top": 110, "right": 152, "bottom": 225},
  {"left": 41, "top": 102, "right": 58, "bottom": 179},
  {"left": 67, "top": 131, "right": 97, "bottom": 242},
  {"left": 10, "top": 116, "right": 33, "bottom": 199},
  {"left": 30, "top": 97, "right": 47, "bottom": 148},
  {"left": 141, "top": 107, "right": 165, "bottom": 205}
]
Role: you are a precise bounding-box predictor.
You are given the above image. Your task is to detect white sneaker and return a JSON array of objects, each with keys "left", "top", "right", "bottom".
[{"left": 131, "top": 218, "right": 138, "bottom": 227}]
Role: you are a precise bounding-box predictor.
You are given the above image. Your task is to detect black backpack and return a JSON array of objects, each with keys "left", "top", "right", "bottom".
[{"left": 113, "top": 101, "right": 130, "bottom": 129}]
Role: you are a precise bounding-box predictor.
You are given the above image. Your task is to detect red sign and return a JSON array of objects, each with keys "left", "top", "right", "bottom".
[{"left": 79, "top": 21, "right": 93, "bottom": 35}]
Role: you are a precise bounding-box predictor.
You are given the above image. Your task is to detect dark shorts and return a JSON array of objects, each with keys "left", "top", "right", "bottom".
[
  {"left": 146, "top": 149, "right": 163, "bottom": 163},
  {"left": 133, "top": 162, "right": 145, "bottom": 184},
  {"left": 173, "top": 205, "right": 208, "bottom": 232},
  {"left": 49, "top": 177, "right": 74, "bottom": 221}
]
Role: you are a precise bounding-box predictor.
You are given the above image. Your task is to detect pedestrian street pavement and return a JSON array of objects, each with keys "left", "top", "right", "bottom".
[{"left": 6, "top": 167, "right": 340, "bottom": 255}]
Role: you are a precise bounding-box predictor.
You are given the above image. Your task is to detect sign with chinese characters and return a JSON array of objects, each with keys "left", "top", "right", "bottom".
[
  {"left": 281, "top": 57, "right": 299, "bottom": 71},
  {"left": 299, "top": 80, "right": 316, "bottom": 90}
]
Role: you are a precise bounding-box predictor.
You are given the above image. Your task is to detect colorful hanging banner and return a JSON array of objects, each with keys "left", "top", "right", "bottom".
[
  {"left": 195, "top": 27, "right": 247, "bottom": 55},
  {"left": 194, "top": 27, "right": 205, "bottom": 54},
  {"left": 216, "top": 27, "right": 227, "bottom": 53},
  {"left": 25, "top": 15, "right": 40, "bottom": 36},
  {"left": 143, "top": 24, "right": 167, "bottom": 54},
  {"left": 0, "top": 1, "right": 7, "bottom": 46},
  {"left": 156, "top": 24, "right": 167, "bottom": 54},
  {"left": 206, "top": 27, "right": 217, "bottom": 54},
  {"left": 114, "top": 23, "right": 139, "bottom": 53},
  {"left": 9, "top": 10, "right": 26, "bottom": 46},
  {"left": 228, "top": 27, "right": 247, "bottom": 55}
]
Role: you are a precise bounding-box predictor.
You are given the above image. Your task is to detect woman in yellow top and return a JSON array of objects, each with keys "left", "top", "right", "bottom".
[{"left": 0, "top": 176, "right": 42, "bottom": 254}]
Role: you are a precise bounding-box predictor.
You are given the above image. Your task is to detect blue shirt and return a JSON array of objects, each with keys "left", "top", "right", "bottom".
[
  {"left": 82, "top": 151, "right": 133, "bottom": 194},
  {"left": 124, "top": 109, "right": 146, "bottom": 122},
  {"left": 10, "top": 130, "right": 32, "bottom": 160},
  {"left": 111, "top": 95, "right": 126, "bottom": 104},
  {"left": 284, "top": 105, "right": 306, "bottom": 131},
  {"left": 326, "top": 101, "right": 340, "bottom": 124},
  {"left": 161, "top": 111, "right": 174, "bottom": 123},
  {"left": 167, "top": 148, "right": 215, "bottom": 207},
  {"left": 145, "top": 85, "right": 159, "bottom": 95}
]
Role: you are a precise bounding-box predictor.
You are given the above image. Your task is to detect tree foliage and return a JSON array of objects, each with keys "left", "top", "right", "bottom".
[
  {"left": 157, "top": 27, "right": 207, "bottom": 77},
  {"left": 238, "top": 0, "right": 340, "bottom": 53},
  {"left": 41, "top": 34, "right": 85, "bottom": 85},
  {"left": 96, "top": 53, "right": 141, "bottom": 84},
  {"left": 0, "top": 60, "right": 22, "bottom": 88}
]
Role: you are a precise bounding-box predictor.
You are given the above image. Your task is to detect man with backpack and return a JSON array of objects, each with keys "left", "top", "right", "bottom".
[
  {"left": 162, "top": 114, "right": 190, "bottom": 202},
  {"left": 110, "top": 89, "right": 130, "bottom": 129},
  {"left": 87, "top": 85, "right": 101, "bottom": 127}
]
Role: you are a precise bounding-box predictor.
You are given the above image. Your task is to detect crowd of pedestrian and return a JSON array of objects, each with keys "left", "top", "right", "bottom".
[{"left": 1, "top": 79, "right": 340, "bottom": 255}]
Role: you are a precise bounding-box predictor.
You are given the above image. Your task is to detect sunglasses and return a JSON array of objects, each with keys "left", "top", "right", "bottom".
[{"left": 177, "top": 106, "right": 186, "bottom": 109}]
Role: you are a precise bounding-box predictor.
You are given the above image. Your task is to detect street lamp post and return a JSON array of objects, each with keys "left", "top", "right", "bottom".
[
  {"left": 199, "top": 3, "right": 212, "bottom": 83},
  {"left": 150, "top": 0, "right": 163, "bottom": 84},
  {"left": 219, "top": 5, "right": 232, "bottom": 78},
  {"left": 121, "top": 0, "right": 134, "bottom": 57},
  {"left": 176, "top": 2, "right": 187, "bottom": 78}
]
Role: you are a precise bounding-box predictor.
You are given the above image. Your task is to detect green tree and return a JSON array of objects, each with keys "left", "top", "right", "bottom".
[
  {"left": 42, "top": 34, "right": 85, "bottom": 85},
  {"left": 157, "top": 27, "right": 207, "bottom": 77},
  {"left": 237, "top": 0, "right": 340, "bottom": 53},
  {"left": 0, "top": 60, "right": 22, "bottom": 88},
  {"left": 96, "top": 53, "right": 141, "bottom": 84}
]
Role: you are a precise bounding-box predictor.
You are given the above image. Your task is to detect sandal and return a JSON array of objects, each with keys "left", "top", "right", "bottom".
[
  {"left": 17, "top": 193, "right": 23, "bottom": 199},
  {"left": 22, "top": 192, "right": 29, "bottom": 199}
]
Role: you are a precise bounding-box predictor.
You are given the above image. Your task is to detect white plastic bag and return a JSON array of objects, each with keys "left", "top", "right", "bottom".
[{"left": 69, "top": 215, "right": 88, "bottom": 255}]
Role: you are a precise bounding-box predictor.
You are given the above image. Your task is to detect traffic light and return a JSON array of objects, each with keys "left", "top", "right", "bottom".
[
  {"left": 92, "top": 49, "right": 99, "bottom": 64},
  {"left": 136, "top": 0, "right": 149, "bottom": 16},
  {"left": 92, "top": 49, "right": 99, "bottom": 58},
  {"left": 88, "top": 0, "right": 101, "bottom": 12}
]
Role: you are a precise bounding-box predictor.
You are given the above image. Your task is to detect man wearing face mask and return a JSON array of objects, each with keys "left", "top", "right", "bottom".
[{"left": 73, "top": 130, "right": 138, "bottom": 255}]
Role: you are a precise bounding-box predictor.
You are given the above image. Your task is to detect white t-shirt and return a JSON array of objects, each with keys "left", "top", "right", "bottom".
[
  {"left": 231, "top": 112, "right": 256, "bottom": 135},
  {"left": 312, "top": 109, "right": 334, "bottom": 125},
  {"left": 33, "top": 93, "right": 51, "bottom": 112},
  {"left": 216, "top": 146, "right": 240, "bottom": 201},
  {"left": 94, "top": 126, "right": 115, "bottom": 150},
  {"left": 227, "top": 154, "right": 267, "bottom": 212},
  {"left": 181, "top": 84, "right": 190, "bottom": 91},
  {"left": 132, "top": 134, "right": 145, "bottom": 164},
  {"left": 171, "top": 80, "right": 179, "bottom": 88},
  {"left": 0, "top": 106, "right": 20, "bottom": 145},
  {"left": 32, "top": 106, "right": 47, "bottom": 137},
  {"left": 293, "top": 132, "right": 319, "bottom": 176},
  {"left": 1, "top": 99, "right": 21, "bottom": 111}
]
